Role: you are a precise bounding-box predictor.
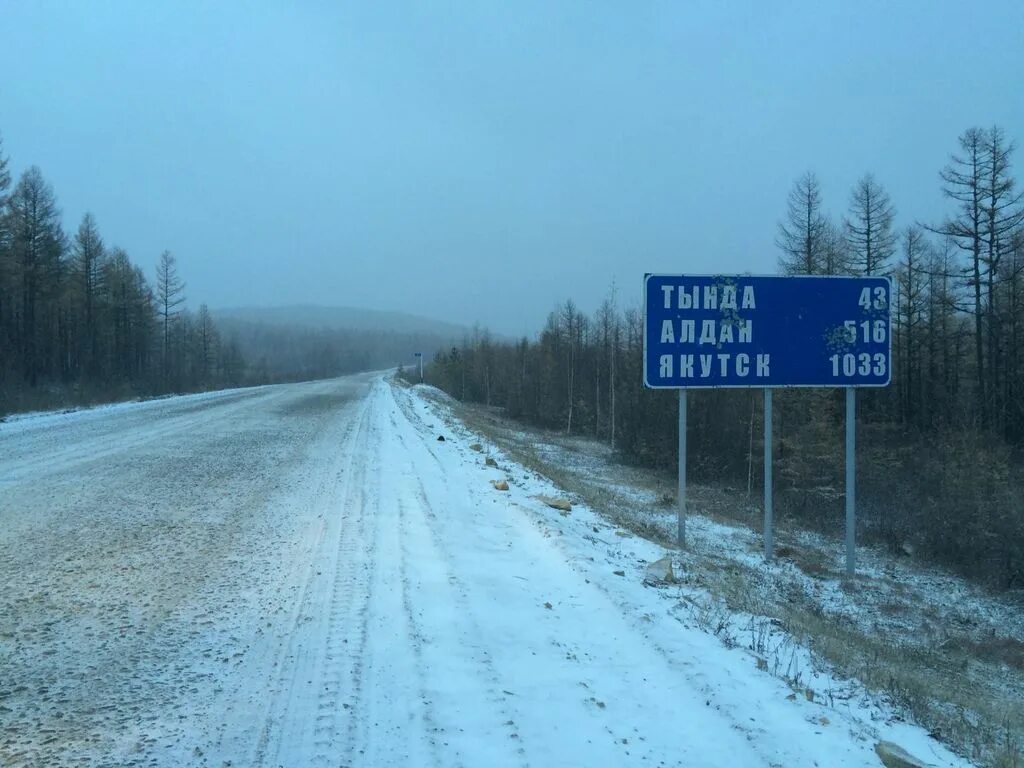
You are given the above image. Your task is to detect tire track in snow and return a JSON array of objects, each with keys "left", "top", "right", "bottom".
[
  {"left": 245, "top": 381, "right": 445, "bottom": 768},
  {"left": 201, "top": 390, "right": 365, "bottom": 762},
  {"left": 324, "top": 380, "right": 444, "bottom": 767},
  {"left": 395, "top": 496, "right": 446, "bottom": 767},
  {"left": 252, "top": 395, "right": 375, "bottom": 767},
  {"left": 383, "top": 387, "right": 531, "bottom": 768},
  {"left": 315, "top": 463, "right": 373, "bottom": 768},
  {"left": 405, "top": 476, "right": 532, "bottom": 768},
  {"left": 330, "top": 415, "right": 375, "bottom": 768}
]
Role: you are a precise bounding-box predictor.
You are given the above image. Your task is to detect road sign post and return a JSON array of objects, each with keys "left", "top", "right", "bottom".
[
  {"left": 764, "top": 388, "right": 773, "bottom": 560},
  {"left": 643, "top": 274, "right": 891, "bottom": 569},
  {"left": 845, "top": 387, "right": 856, "bottom": 575},
  {"left": 678, "top": 389, "right": 687, "bottom": 547}
]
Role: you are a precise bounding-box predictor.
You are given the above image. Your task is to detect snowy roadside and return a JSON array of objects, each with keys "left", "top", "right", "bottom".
[
  {"left": 509, "top": 424, "right": 1024, "bottom": 656},
  {"left": 401, "top": 381, "right": 978, "bottom": 768}
]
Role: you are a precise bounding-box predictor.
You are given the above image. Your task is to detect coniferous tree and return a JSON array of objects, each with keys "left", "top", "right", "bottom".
[
  {"left": 70, "top": 213, "right": 106, "bottom": 379},
  {"left": 845, "top": 174, "right": 897, "bottom": 276},
  {"left": 0, "top": 134, "right": 10, "bottom": 198},
  {"left": 981, "top": 127, "right": 1024, "bottom": 425},
  {"left": 821, "top": 220, "right": 852, "bottom": 275},
  {"left": 195, "top": 303, "right": 217, "bottom": 385},
  {"left": 7, "top": 167, "right": 65, "bottom": 386},
  {"left": 155, "top": 250, "right": 185, "bottom": 386},
  {"left": 0, "top": 134, "right": 13, "bottom": 382},
  {"left": 931, "top": 128, "right": 988, "bottom": 424},
  {"left": 896, "top": 225, "right": 928, "bottom": 423},
  {"left": 776, "top": 171, "right": 828, "bottom": 275}
]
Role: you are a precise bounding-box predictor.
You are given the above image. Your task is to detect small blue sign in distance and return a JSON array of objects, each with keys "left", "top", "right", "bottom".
[{"left": 643, "top": 274, "right": 892, "bottom": 389}]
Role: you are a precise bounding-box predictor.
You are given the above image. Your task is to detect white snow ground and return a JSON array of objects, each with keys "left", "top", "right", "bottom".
[{"left": 0, "top": 374, "right": 971, "bottom": 767}]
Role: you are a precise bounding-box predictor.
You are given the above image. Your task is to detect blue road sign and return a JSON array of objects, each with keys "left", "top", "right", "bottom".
[{"left": 643, "top": 274, "right": 892, "bottom": 389}]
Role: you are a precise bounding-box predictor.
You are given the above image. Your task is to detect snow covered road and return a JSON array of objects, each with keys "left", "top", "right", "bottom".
[{"left": 0, "top": 375, "right": 966, "bottom": 767}]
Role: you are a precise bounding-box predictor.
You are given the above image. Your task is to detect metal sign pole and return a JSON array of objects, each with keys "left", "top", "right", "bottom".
[
  {"left": 678, "top": 389, "right": 687, "bottom": 547},
  {"left": 845, "top": 387, "right": 856, "bottom": 575},
  {"left": 764, "top": 388, "right": 773, "bottom": 560}
]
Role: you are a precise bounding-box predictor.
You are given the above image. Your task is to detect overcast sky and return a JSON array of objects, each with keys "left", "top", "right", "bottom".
[{"left": 1, "top": 1, "right": 1022, "bottom": 335}]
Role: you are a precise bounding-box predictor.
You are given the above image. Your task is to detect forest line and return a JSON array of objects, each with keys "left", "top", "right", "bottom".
[{"left": 423, "top": 126, "right": 1024, "bottom": 590}]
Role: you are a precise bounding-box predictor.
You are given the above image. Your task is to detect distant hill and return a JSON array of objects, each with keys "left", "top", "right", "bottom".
[
  {"left": 212, "top": 305, "right": 469, "bottom": 382},
  {"left": 216, "top": 305, "right": 470, "bottom": 339}
]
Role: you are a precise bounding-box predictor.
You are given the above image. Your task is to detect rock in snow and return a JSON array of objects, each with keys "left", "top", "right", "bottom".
[
  {"left": 643, "top": 556, "right": 676, "bottom": 585},
  {"left": 536, "top": 495, "right": 572, "bottom": 512},
  {"left": 875, "top": 741, "right": 928, "bottom": 768}
]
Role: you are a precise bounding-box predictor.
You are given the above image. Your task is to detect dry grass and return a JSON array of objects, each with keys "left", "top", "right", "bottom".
[{"left": 947, "top": 637, "right": 1024, "bottom": 673}]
